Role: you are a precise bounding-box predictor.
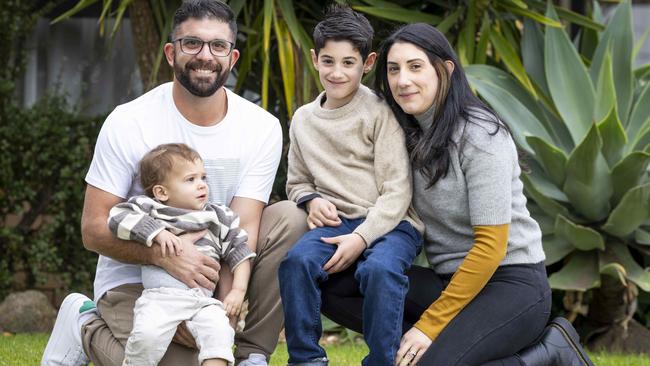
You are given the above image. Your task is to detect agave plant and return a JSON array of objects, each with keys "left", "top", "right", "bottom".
[{"left": 466, "top": 0, "right": 650, "bottom": 350}]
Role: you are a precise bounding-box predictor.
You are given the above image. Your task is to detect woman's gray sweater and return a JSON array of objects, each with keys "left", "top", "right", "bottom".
[{"left": 412, "top": 109, "right": 545, "bottom": 274}]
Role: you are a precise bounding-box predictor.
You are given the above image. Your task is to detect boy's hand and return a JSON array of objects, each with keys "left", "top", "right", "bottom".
[
  {"left": 306, "top": 198, "right": 341, "bottom": 229},
  {"left": 154, "top": 230, "right": 183, "bottom": 257},
  {"left": 321, "top": 233, "right": 366, "bottom": 274},
  {"left": 223, "top": 287, "right": 246, "bottom": 317}
]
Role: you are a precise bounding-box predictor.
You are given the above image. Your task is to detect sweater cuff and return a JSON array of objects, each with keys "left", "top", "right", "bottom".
[
  {"left": 132, "top": 219, "right": 165, "bottom": 246},
  {"left": 414, "top": 313, "right": 444, "bottom": 342},
  {"left": 353, "top": 225, "right": 379, "bottom": 248},
  {"left": 145, "top": 227, "right": 166, "bottom": 247},
  {"left": 225, "top": 244, "right": 257, "bottom": 272},
  {"left": 296, "top": 193, "right": 321, "bottom": 211}
]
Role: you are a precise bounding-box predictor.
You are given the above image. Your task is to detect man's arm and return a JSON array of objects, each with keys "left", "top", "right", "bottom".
[
  {"left": 229, "top": 196, "right": 265, "bottom": 253},
  {"left": 81, "top": 184, "right": 220, "bottom": 289}
]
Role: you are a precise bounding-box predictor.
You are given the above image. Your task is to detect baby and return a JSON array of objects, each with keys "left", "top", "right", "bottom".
[{"left": 108, "top": 143, "right": 254, "bottom": 366}]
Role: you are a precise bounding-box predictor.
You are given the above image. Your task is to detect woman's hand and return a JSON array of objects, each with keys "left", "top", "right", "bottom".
[
  {"left": 306, "top": 198, "right": 341, "bottom": 229},
  {"left": 321, "top": 233, "right": 366, "bottom": 274},
  {"left": 395, "top": 327, "right": 432, "bottom": 366}
]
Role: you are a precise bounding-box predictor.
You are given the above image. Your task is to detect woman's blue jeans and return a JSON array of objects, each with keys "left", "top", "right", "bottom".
[{"left": 278, "top": 218, "right": 422, "bottom": 366}]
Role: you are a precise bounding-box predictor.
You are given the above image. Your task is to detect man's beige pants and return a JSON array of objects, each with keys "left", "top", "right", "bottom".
[{"left": 81, "top": 201, "right": 308, "bottom": 366}]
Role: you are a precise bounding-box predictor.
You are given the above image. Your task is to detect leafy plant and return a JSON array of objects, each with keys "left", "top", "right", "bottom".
[
  {"left": 0, "top": 96, "right": 102, "bottom": 299},
  {"left": 466, "top": 0, "right": 650, "bottom": 350}
]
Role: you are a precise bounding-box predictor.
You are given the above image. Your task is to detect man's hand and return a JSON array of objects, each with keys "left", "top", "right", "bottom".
[
  {"left": 223, "top": 287, "right": 246, "bottom": 317},
  {"left": 321, "top": 233, "right": 366, "bottom": 274},
  {"left": 156, "top": 230, "right": 220, "bottom": 291},
  {"left": 395, "top": 327, "right": 432, "bottom": 366},
  {"left": 154, "top": 230, "right": 183, "bottom": 257},
  {"left": 306, "top": 198, "right": 341, "bottom": 229}
]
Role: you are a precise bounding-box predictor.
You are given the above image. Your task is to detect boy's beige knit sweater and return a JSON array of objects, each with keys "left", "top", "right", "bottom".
[{"left": 286, "top": 85, "right": 423, "bottom": 245}]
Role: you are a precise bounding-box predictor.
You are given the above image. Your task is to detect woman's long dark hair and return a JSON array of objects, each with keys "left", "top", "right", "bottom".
[{"left": 374, "top": 23, "right": 506, "bottom": 188}]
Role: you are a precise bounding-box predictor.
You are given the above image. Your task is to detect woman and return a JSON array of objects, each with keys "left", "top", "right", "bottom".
[{"left": 320, "top": 23, "right": 595, "bottom": 366}]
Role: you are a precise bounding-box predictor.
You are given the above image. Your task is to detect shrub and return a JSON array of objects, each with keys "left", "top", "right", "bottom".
[{"left": 0, "top": 96, "right": 103, "bottom": 298}]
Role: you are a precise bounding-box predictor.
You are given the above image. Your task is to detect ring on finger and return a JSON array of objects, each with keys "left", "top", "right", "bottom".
[{"left": 408, "top": 350, "right": 418, "bottom": 358}]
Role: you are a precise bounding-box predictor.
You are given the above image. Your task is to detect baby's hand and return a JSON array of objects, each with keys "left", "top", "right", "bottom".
[
  {"left": 154, "top": 230, "right": 183, "bottom": 257},
  {"left": 306, "top": 197, "right": 341, "bottom": 229},
  {"left": 223, "top": 288, "right": 246, "bottom": 317}
]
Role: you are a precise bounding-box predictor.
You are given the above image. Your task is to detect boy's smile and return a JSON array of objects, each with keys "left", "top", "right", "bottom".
[{"left": 311, "top": 40, "right": 376, "bottom": 110}]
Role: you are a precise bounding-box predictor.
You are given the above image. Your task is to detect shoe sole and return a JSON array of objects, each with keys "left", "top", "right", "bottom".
[
  {"left": 550, "top": 317, "right": 595, "bottom": 366},
  {"left": 41, "top": 293, "right": 89, "bottom": 366}
]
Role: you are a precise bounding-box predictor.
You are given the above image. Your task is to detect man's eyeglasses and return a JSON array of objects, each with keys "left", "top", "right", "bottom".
[{"left": 172, "top": 37, "right": 234, "bottom": 57}]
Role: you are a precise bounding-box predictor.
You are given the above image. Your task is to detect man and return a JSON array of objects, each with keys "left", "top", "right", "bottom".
[{"left": 41, "top": 1, "right": 307, "bottom": 365}]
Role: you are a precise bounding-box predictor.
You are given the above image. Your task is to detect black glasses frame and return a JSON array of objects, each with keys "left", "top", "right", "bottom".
[{"left": 172, "top": 37, "right": 234, "bottom": 57}]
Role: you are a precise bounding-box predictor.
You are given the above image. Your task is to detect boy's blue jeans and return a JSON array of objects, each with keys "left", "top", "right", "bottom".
[{"left": 278, "top": 218, "right": 422, "bottom": 366}]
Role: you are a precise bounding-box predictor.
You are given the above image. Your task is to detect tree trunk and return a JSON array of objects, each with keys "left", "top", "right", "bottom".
[
  {"left": 583, "top": 275, "right": 650, "bottom": 354},
  {"left": 129, "top": 0, "right": 172, "bottom": 90}
]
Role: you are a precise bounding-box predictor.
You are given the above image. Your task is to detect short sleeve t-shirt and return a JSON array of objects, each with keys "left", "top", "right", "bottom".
[{"left": 85, "top": 82, "right": 282, "bottom": 302}]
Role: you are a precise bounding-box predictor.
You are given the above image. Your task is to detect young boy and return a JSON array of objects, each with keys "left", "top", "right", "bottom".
[
  {"left": 278, "top": 6, "right": 424, "bottom": 366},
  {"left": 108, "top": 143, "right": 255, "bottom": 366}
]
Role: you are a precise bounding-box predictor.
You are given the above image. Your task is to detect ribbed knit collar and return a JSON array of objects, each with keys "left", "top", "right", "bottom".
[
  {"left": 414, "top": 103, "right": 436, "bottom": 131},
  {"left": 312, "top": 84, "right": 370, "bottom": 120}
]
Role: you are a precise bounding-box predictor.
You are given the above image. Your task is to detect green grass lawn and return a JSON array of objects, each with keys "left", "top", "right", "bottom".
[{"left": 2, "top": 333, "right": 649, "bottom": 365}]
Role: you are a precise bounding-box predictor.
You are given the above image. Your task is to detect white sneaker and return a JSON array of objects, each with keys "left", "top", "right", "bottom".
[
  {"left": 41, "top": 293, "right": 97, "bottom": 366},
  {"left": 239, "top": 353, "right": 268, "bottom": 366}
]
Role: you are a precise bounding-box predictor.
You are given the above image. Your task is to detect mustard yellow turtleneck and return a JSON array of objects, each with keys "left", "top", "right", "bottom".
[{"left": 414, "top": 224, "right": 510, "bottom": 341}]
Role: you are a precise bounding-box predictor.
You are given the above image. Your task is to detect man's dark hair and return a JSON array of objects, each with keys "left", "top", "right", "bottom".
[
  {"left": 313, "top": 4, "right": 374, "bottom": 61},
  {"left": 171, "top": 0, "right": 237, "bottom": 42}
]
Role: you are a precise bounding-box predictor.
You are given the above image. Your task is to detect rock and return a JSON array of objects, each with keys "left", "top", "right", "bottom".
[{"left": 0, "top": 290, "right": 56, "bottom": 333}]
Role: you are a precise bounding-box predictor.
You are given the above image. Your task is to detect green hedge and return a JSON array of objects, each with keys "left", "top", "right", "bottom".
[{"left": 0, "top": 96, "right": 102, "bottom": 298}]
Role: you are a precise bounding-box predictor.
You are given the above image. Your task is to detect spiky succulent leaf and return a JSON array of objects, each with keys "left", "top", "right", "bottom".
[
  {"left": 526, "top": 136, "right": 567, "bottom": 186},
  {"left": 465, "top": 67, "right": 552, "bottom": 154},
  {"left": 563, "top": 124, "right": 612, "bottom": 221},
  {"left": 636, "top": 228, "right": 650, "bottom": 245},
  {"left": 594, "top": 49, "right": 617, "bottom": 123},
  {"left": 555, "top": 215, "right": 605, "bottom": 251},
  {"left": 602, "top": 183, "right": 650, "bottom": 237},
  {"left": 522, "top": 19, "right": 549, "bottom": 97},
  {"left": 610, "top": 151, "right": 650, "bottom": 204},
  {"left": 527, "top": 164, "right": 570, "bottom": 203},
  {"left": 545, "top": 3, "right": 595, "bottom": 144},
  {"left": 627, "top": 83, "right": 650, "bottom": 148},
  {"left": 597, "top": 106, "right": 627, "bottom": 168},
  {"left": 589, "top": 0, "right": 634, "bottom": 123},
  {"left": 549, "top": 251, "right": 599, "bottom": 291},
  {"left": 542, "top": 234, "right": 575, "bottom": 265},
  {"left": 521, "top": 173, "right": 571, "bottom": 219}
]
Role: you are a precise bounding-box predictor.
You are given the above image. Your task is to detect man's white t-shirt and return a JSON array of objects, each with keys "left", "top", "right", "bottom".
[{"left": 85, "top": 82, "right": 282, "bottom": 302}]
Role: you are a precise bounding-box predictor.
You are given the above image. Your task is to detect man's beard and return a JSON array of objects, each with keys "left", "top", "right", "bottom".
[{"left": 174, "top": 56, "right": 230, "bottom": 97}]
